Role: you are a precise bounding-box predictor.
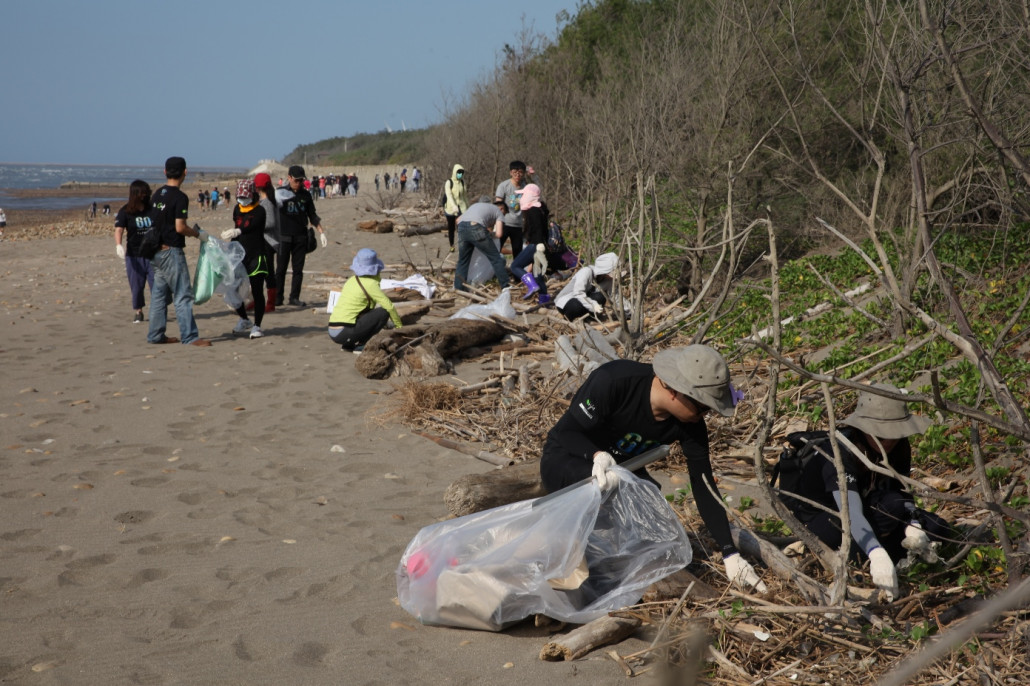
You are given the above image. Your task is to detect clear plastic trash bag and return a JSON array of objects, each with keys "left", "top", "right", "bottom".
[
  {"left": 194, "top": 238, "right": 250, "bottom": 307},
  {"left": 467, "top": 237, "right": 503, "bottom": 285},
  {"left": 450, "top": 288, "right": 517, "bottom": 322},
  {"left": 396, "top": 467, "right": 691, "bottom": 631}
]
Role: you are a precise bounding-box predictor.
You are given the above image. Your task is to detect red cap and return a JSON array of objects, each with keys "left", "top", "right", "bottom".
[{"left": 254, "top": 172, "right": 272, "bottom": 188}]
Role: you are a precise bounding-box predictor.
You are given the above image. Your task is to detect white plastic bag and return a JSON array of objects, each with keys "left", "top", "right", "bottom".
[
  {"left": 396, "top": 467, "right": 691, "bottom": 631},
  {"left": 450, "top": 288, "right": 517, "bottom": 322}
]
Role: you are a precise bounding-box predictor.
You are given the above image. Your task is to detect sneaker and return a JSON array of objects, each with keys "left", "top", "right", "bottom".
[
  {"left": 288, "top": 298, "right": 308, "bottom": 308},
  {"left": 232, "top": 318, "right": 253, "bottom": 336},
  {"left": 133, "top": 311, "right": 144, "bottom": 324},
  {"left": 352, "top": 344, "right": 365, "bottom": 355},
  {"left": 249, "top": 326, "right": 264, "bottom": 339}
]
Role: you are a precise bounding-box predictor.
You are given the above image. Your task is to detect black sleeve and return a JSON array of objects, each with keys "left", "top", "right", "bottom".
[
  {"left": 549, "top": 365, "right": 618, "bottom": 462},
  {"left": 682, "top": 431, "right": 737, "bottom": 556},
  {"left": 304, "top": 190, "right": 322, "bottom": 226}
]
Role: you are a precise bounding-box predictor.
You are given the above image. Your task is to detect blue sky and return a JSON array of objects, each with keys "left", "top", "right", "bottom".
[{"left": 1, "top": 1, "right": 576, "bottom": 168}]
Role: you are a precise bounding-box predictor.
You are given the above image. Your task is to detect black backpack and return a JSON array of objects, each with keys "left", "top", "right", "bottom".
[
  {"left": 770, "top": 430, "right": 831, "bottom": 514},
  {"left": 545, "top": 219, "right": 567, "bottom": 254},
  {"left": 439, "top": 179, "right": 450, "bottom": 208}
]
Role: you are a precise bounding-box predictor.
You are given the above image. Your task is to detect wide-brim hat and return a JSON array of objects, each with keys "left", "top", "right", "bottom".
[
  {"left": 840, "top": 384, "right": 931, "bottom": 439},
  {"left": 351, "top": 248, "right": 385, "bottom": 276},
  {"left": 652, "top": 345, "right": 734, "bottom": 417}
]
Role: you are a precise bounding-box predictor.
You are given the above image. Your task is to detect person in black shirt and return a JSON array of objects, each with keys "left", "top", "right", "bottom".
[
  {"left": 146, "top": 156, "right": 212, "bottom": 346},
  {"left": 541, "top": 345, "right": 768, "bottom": 593},
  {"left": 113, "top": 179, "right": 156, "bottom": 323},
  {"left": 778, "top": 385, "right": 951, "bottom": 600},
  {"left": 221, "top": 178, "right": 269, "bottom": 339},
  {"left": 274, "top": 165, "right": 327, "bottom": 307}
]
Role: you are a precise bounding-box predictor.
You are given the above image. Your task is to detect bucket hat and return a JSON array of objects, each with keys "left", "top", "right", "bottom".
[
  {"left": 652, "top": 345, "right": 734, "bottom": 417},
  {"left": 840, "top": 384, "right": 931, "bottom": 439},
  {"left": 351, "top": 248, "right": 385, "bottom": 277}
]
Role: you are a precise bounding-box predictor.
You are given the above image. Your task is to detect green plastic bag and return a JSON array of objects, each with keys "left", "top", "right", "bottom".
[{"left": 193, "top": 241, "right": 219, "bottom": 305}]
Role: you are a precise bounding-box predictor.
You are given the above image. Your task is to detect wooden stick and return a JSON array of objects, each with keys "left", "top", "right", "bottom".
[
  {"left": 411, "top": 430, "right": 512, "bottom": 467},
  {"left": 538, "top": 615, "right": 642, "bottom": 661}
]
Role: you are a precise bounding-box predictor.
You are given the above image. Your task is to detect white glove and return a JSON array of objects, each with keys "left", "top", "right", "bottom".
[
  {"left": 115, "top": 244, "right": 126, "bottom": 259},
  {"left": 319, "top": 231, "right": 328, "bottom": 248},
  {"left": 902, "top": 523, "right": 930, "bottom": 552},
  {"left": 868, "top": 547, "right": 899, "bottom": 602},
  {"left": 585, "top": 299, "right": 604, "bottom": 314},
  {"left": 221, "top": 228, "right": 241, "bottom": 240},
  {"left": 533, "top": 250, "right": 548, "bottom": 278},
  {"left": 195, "top": 226, "right": 209, "bottom": 242},
  {"left": 386, "top": 319, "right": 396, "bottom": 329},
  {"left": 724, "top": 553, "right": 769, "bottom": 593},
  {"left": 536, "top": 243, "right": 545, "bottom": 253},
  {"left": 591, "top": 452, "right": 617, "bottom": 490}
]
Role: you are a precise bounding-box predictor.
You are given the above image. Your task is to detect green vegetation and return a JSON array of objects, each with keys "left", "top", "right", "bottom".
[{"left": 282, "top": 128, "right": 429, "bottom": 167}]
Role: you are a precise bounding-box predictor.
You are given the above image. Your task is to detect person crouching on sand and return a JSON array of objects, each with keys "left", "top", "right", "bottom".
[{"left": 327, "top": 248, "right": 403, "bottom": 353}]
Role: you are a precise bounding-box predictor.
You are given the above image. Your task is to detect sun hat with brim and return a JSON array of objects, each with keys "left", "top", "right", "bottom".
[
  {"left": 652, "top": 345, "right": 735, "bottom": 417},
  {"left": 351, "top": 248, "right": 385, "bottom": 276},
  {"left": 840, "top": 384, "right": 931, "bottom": 439}
]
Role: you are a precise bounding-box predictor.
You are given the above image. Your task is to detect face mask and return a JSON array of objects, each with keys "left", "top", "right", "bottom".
[{"left": 238, "top": 197, "right": 251, "bottom": 206}]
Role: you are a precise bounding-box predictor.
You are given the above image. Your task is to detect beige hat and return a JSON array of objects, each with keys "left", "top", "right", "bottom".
[
  {"left": 840, "top": 384, "right": 931, "bottom": 439},
  {"left": 652, "top": 345, "right": 734, "bottom": 417}
]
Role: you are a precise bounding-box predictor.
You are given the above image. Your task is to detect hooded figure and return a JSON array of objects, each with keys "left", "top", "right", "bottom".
[
  {"left": 554, "top": 252, "right": 620, "bottom": 321},
  {"left": 443, "top": 164, "right": 469, "bottom": 251}
]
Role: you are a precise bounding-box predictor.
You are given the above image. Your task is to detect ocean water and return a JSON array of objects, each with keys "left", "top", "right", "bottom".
[{"left": 0, "top": 163, "right": 248, "bottom": 211}]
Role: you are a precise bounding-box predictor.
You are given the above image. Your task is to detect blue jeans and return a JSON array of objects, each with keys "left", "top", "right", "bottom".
[
  {"left": 147, "top": 247, "right": 200, "bottom": 344},
  {"left": 454, "top": 222, "right": 509, "bottom": 291}
]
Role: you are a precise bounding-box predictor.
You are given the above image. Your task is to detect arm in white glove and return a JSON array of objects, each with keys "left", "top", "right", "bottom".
[
  {"left": 591, "top": 451, "right": 617, "bottom": 490},
  {"left": 220, "top": 228, "right": 241, "bottom": 240},
  {"left": 723, "top": 553, "right": 769, "bottom": 593},
  {"left": 193, "top": 224, "right": 209, "bottom": 242},
  {"left": 585, "top": 299, "right": 604, "bottom": 314},
  {"left": 319, "top": 231, "right": 328, "bottom": 248},
  {"left": 867, "top": 547, "right": 899, "bottom": 602},
  {"left": 116, "top": 244, "right": 126, "bottom": 259}
]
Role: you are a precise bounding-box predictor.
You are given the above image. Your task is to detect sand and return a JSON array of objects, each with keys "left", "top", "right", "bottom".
[{"left": 0, "top": 187, "right": 656, "bottom": 685}]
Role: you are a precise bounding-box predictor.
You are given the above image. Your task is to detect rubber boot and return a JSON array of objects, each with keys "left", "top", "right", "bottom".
[
  {"left": 520, "top": 272, "right": 540, "bottom": 300},
  {"left": 265, "top": 288, "right": 277, "bottom": 313},
  {"left": 538, "top": 293, "right": 552, "bottom": 306}
]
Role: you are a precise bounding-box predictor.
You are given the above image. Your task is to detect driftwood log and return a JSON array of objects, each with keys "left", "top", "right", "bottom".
[
  {"left": 539, "top": 615, "right": 643, "bottom": 661},
  {"left": 444, "top": 460, "right": 545, "bottom": 517},
  {"left": 399, "top": 223, "right": 445, "bottom": 237},
  {"left": 357, "top": 219, "right": 394, "bottom": 233},
  {"left": 354, "top": 319, "right": 508, "bottom": 380}
]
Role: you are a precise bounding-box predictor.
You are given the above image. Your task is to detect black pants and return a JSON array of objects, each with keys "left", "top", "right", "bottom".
[
  {"left": 276, "top": 236, "right": 307, "bottom": 302},
  {"left": 446, "top": 213, "right": 458, "bottom": 247},
  {"left": 800, "top": 489, "right": 952, "bottom": 562},
  {"left": 500, "top": 224, "right": 523, "bottom": 258},
  {"left": 328, "top": 308, "right": 390, "bottom": 349},
  {"left": 558, "top": 290, "right": 607, "bottom": 322}
]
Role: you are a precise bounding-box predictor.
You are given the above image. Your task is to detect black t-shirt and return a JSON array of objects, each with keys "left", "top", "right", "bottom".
[
  {"left": 231, "top": 203, "right": 267, "bottom": 268},
  {"left": 151, "top": 185, "right": 189, "bottom": 248},
  {"left": 790, "top": 428, "right": 913, "bottom": 519},
  {"left": 275, "top": 186, "right": 321, "bottom": 237},
  {"left": 115, "top": 205, "right": 154, "bottom": 258},
  {"left": 542, "top": 360, "right": 735, "bottom": 554},
  {"left": 522, "top": 202, "right": 550, "bottom": 247}
]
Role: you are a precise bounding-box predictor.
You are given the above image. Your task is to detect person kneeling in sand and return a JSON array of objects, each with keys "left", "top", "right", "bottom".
[{"left": 328, "top": 248, "right": 403, "bottom": 353}]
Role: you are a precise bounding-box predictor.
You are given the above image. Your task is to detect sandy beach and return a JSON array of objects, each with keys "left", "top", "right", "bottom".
[{"left": 0, "top": 179, "right": 659, "bottom": 685}]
